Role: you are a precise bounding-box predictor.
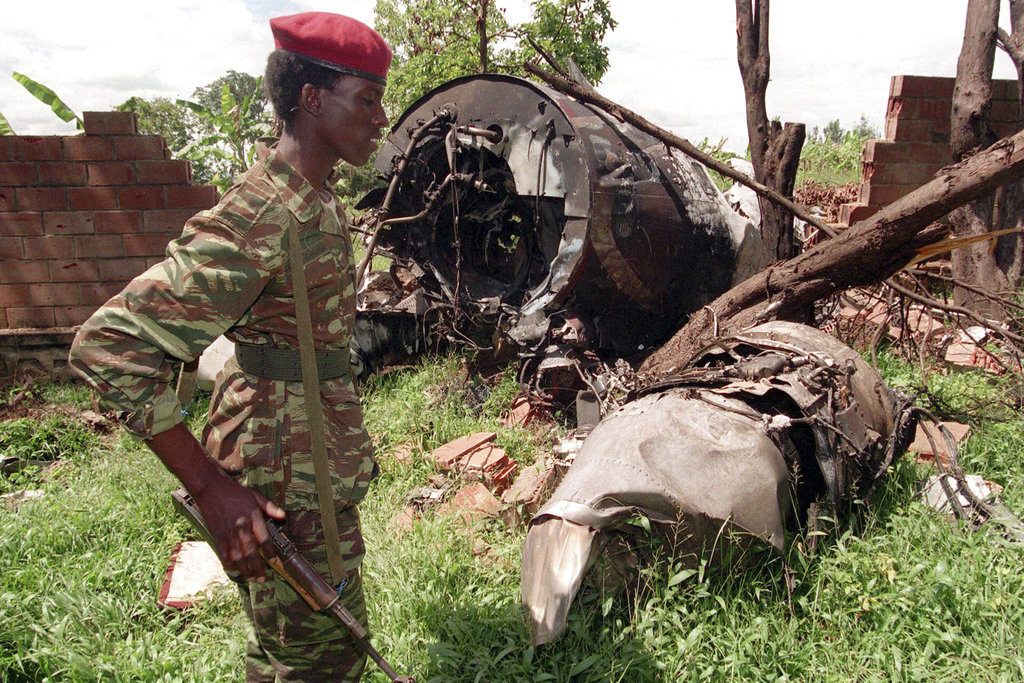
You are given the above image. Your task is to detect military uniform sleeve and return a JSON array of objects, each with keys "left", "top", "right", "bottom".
[{"left": 69, "top": 209, "right": 286, "bottom": 439}]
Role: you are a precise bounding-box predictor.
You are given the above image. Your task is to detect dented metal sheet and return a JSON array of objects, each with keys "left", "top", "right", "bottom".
[
  {"left": 521, "top": 322, "right": 905, "bottom": 645},
  {"left": 366, "top": 75, "right": 767, "bottom": 353}
]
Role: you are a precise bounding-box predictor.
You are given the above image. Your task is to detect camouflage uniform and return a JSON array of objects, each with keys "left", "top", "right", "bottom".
[{"left": 69, "top": 145, "right": 376, "bottom": 681}]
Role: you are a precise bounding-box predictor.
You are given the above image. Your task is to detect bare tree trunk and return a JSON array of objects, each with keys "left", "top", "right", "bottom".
[
  {"left": 950, "top": 0, "right": 1007, "bottom": 316},
  {"left": 735, "top": 0, "right": 806, "bottom": 260},
  {"left": 477, "top": 0, "right": 490, "bottom": 72},
  {"left": 993, "top": 0, "right": 1024, "bottom": 291},
  {"left": 640, "top": 128, "right": 1024, "bottom": 377}
]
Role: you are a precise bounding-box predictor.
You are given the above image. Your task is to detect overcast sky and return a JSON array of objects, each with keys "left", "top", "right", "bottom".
[{"left": 1, "top": 1, "right": 1019, "bottom": 152}]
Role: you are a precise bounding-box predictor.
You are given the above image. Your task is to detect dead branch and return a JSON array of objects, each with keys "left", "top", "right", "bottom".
[
  {"left": 886, "top": 278, "right": 1024, "bottom": 346},
  {"left": 640, "top": 128, "right": 1024, "bottom": 377},
  {"left": 908, "top": 267, "right": 1024, "bottom": 313},
  {"left": 523, "top": 61, "right": 836, "bottom": 241},
  {"left": 736, "top": 0, "right": 805, "bottom": 259}
]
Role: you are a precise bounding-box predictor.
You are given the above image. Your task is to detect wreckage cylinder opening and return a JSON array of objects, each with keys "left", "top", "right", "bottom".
[{"left": 405, "top": 137, "right": 565, "bottom": 307}]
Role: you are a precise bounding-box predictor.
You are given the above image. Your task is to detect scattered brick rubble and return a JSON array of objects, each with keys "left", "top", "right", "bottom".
[
  {"left": 908, "top": 421, "right": 971, "bottom": 468},
  {"left": 391, "top": 393, "right": 581, "bottom": 532}
]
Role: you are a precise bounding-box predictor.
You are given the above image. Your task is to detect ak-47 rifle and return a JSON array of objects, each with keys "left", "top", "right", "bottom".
[{"left": 171, "top": 489, "right": 414, "bottom": 683}]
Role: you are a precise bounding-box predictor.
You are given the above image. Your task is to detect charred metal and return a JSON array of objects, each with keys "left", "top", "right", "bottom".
[{"left": 357, "top": 75, "right": 769, "bottom": 356}]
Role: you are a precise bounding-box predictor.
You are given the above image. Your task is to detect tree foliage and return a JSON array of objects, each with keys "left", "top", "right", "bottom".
[{"left": 374, "top": 0, "right": 616, "bottom": 115}]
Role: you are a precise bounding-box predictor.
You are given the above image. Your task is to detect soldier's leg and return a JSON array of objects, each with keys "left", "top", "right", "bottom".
[{"left": 239, "top": 507, "right": 368, "bottom": 682}]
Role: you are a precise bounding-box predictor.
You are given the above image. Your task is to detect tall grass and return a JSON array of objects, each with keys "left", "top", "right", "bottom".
[{"left": 2, "top": 351, "right": 1022, "bottom": 681}]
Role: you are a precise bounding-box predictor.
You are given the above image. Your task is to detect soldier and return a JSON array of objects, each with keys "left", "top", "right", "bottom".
[{"left": 69, "top": 12, "right": 391, "bottom": 681}]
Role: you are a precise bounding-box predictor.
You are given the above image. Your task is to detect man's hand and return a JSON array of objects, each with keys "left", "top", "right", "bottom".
[
  {"left": 145, "top": 422, "right": 286, "bottom": 582},
  {"left": 193, "top": 475, "right": 286, "bottom": 581}
]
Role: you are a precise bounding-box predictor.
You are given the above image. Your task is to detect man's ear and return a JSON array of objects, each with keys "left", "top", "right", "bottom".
[{"left": 299, "top": 83, "right": 321, "bottom": 117}]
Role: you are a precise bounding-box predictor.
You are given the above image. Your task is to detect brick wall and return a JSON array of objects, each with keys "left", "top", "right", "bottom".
[
  {"left": 0, "top": 111, "right": 218, "bottom": 380},
  {"left": 839, "top": 75, "right": 1023, "bottom": 225}
]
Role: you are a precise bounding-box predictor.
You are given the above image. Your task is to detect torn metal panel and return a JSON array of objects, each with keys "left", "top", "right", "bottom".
[
  {"left": 521, "top": 322, "right": 906, "bottom": 646},
  {"left": 366, "top": 75, "right": 765, "bottom": 354}
]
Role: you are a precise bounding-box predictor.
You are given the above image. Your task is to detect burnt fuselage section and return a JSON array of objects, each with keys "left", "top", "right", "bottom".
[{"left": 368, "top": 75, "right": 757, "bottom": 354}]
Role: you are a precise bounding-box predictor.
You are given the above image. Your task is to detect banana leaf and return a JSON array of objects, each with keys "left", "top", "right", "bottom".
[{"left": 12, "top": 72, "right": 82, "bottom": 128}]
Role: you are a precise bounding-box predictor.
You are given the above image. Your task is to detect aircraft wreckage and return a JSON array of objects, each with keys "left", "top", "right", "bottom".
[{"left": 350, "top": 75, "right": 927, "bottom": 646}]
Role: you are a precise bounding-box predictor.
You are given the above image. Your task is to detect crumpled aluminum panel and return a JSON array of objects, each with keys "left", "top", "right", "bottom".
[{"left": 521, "top": 322, "right": 899, "bottom": 646}]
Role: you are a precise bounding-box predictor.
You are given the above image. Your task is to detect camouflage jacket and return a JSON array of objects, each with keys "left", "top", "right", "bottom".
[{"left": 69, "top": 146, "right": 376, "bottom": 511}]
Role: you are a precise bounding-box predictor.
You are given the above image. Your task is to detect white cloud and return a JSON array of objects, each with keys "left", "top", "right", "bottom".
[{"left": 1, "top": 0, "right": 1019, "bottom": 150}]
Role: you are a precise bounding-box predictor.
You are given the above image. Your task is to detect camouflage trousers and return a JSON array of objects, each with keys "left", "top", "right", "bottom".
[{"left": 239, "top": 506, "right": 367, "bottom": 682}]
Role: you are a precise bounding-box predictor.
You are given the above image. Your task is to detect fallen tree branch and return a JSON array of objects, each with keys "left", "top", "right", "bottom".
[
  {"left": 523, "top": 61, "right": 838, "bottom": 240},
  {"left": 640, "top": 128, "right": 1024, "bottom": 376},
  {"left": 886, "top": 278, "right": 1024, "bottom": 347},
  {"left": 907, "top": 267, "right": 1024, "bottom": 313}
]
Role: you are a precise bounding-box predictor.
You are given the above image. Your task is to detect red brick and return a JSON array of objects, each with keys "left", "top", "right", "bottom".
[
  {"left": 14, "top": 187, "right": 68, "bottom": 211},
  {"left": 145, "top": 256, "right": 164, "bottom": 268},
  {"left": 165, "top": 184, "right": 217, "bottom": 209},
  {"left": 75, "top": 234, "right": 123, "bottom": 258},
  {"left": 96, "top": 257, "right": 145, "bottom": 282},
  {"left": 143, "top": 209, "right": 195, "bottom": 233},
  {"left": 123, "top": 234, "right": 171, "bottom": 256},
  {"left": 113, "top": 136, "right": 166, "bottom": 161},
  {"left": 33, "top": 282, "right": 74, "bottom": 304},
  {"left": 11, "top": 136, "right": 62, "bottom": 161},
  {"left": 0, "top": 237, "right": 23, "bottom": 259},
  {"left": 0, "top": 212, "right": 44, "bottom": 236},
  {"left": 872, "top": 163, "right": 935, "bottom": 187},
  {"left": 0, "top": 308, "right": 7, "bottom": 328},
  {"left": 865, "top": 184, "right": 913, "bottom": 206},
  {"left": 887, "top": 118, "right": 946, "bottom": 144},
  {"left": 990, "top": 99, "right": 1021, "bottom": 124},
  {"left": 69, "top": 187, "right": 119, "bottom": 211},
  {"left": 890, "top": 75, "right": 956, "bottom": 99},
  {"left": 0, "top": 190, "right": 11, "bottom": 212},
  {"left": 439, "top": 482, "right": 503, "bottom": 524},
  {"left": 0, "top": 284, "right": 29, "bottom": 306},
  {"left": 863, "top": 140, "right": 910, "bottom": 163},
  {"left": 81, "top": 281, "right": 125, "bottom": 305},
  {"left": 37, "top": 162, "right": 87, "bottom": 186},
  {"left": 93, "top": 210, "right": 142, "bottom": 234},
  {"left": 1, "top": 261, "right": 49, "bottom": 284},
  {"left": 117, "top": 187, "right": 165, "bottom": 210},
  {"left": 22, "top": 235, "right": 75, "bottom": 259},
  {"left": 54, "top": 305, "right": 97, "bottom": 327},
  {"left": 908, "top": 142, "right": 952, "bottom": 165},
  {"left": 433, "top": 432, "right": 496, "bottom": 470},
  {"left": 0, "top": 162, "right": 39, "bottom": 186},
  {"left": 48, "top": 259, "right": 99, "bottom": 283},
  {"left": 838, "top": 203, "right": 880, "bottom": 226},
  {"left": 86, "top": 162, "right": 135, "bottom": 186},
  {"left": 992, "top": 79, "right": 1019, "bottom": 100},
  {"left": 44, "top": 212, "right": 94, "bottom": 235},
  {"left": 917, "top": 98, "right": 951, "bottom": 122},
  {"left": 137, "top": 160, "right": 190, "bottom": 184},
  {"left": 62, "top": 136, "right": 115, "bottom": 161},
  {"left": 7, "top": 306, "right": 56, "bottom": 328},
  {"left": 992, "top": 122, "right": 1023, "bottom": 140},
  {"left": 0, "top": 137, "right": 12, "bottom": 162},
  {"left": 885, "top": 96, "right": 911, "bottom": 121},
  {"left": 83, "top": 111, "right": 137, "bottom": 136}
]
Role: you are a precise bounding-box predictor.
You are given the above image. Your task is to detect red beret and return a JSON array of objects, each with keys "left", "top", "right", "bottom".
[{"left": 270, "top": 12, "right": 392, "bottom": 85}]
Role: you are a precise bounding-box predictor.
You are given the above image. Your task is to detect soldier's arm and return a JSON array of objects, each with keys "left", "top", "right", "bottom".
[
  {"left": 146, "top": 422, "right": 284, "bottom": 581},
  {"left": 69, "top": 210, "right": 288, "bottom": 580}
]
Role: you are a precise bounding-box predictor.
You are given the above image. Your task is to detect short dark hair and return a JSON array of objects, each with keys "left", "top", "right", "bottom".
[{"left": 264, "top": 49, "right": 343, "bottom": 127}]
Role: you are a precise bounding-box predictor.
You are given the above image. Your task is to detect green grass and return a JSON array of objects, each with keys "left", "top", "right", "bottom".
[{"left": 2, "top": 351, "right": 1023, "bottom": 681}]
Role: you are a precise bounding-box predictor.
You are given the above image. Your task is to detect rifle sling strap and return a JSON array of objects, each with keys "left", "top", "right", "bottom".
[{"left": 286, "top": 223, "right": 347, "bottom": 586}]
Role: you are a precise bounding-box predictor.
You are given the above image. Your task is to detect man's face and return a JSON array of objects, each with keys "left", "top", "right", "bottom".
[{"left": 316, "top": 75, "right": 388, "bottom": 166}]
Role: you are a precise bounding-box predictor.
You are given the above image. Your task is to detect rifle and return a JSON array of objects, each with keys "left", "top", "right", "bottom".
[{"left": 171, "top": 489, "right": 414, "bottom": 683}]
